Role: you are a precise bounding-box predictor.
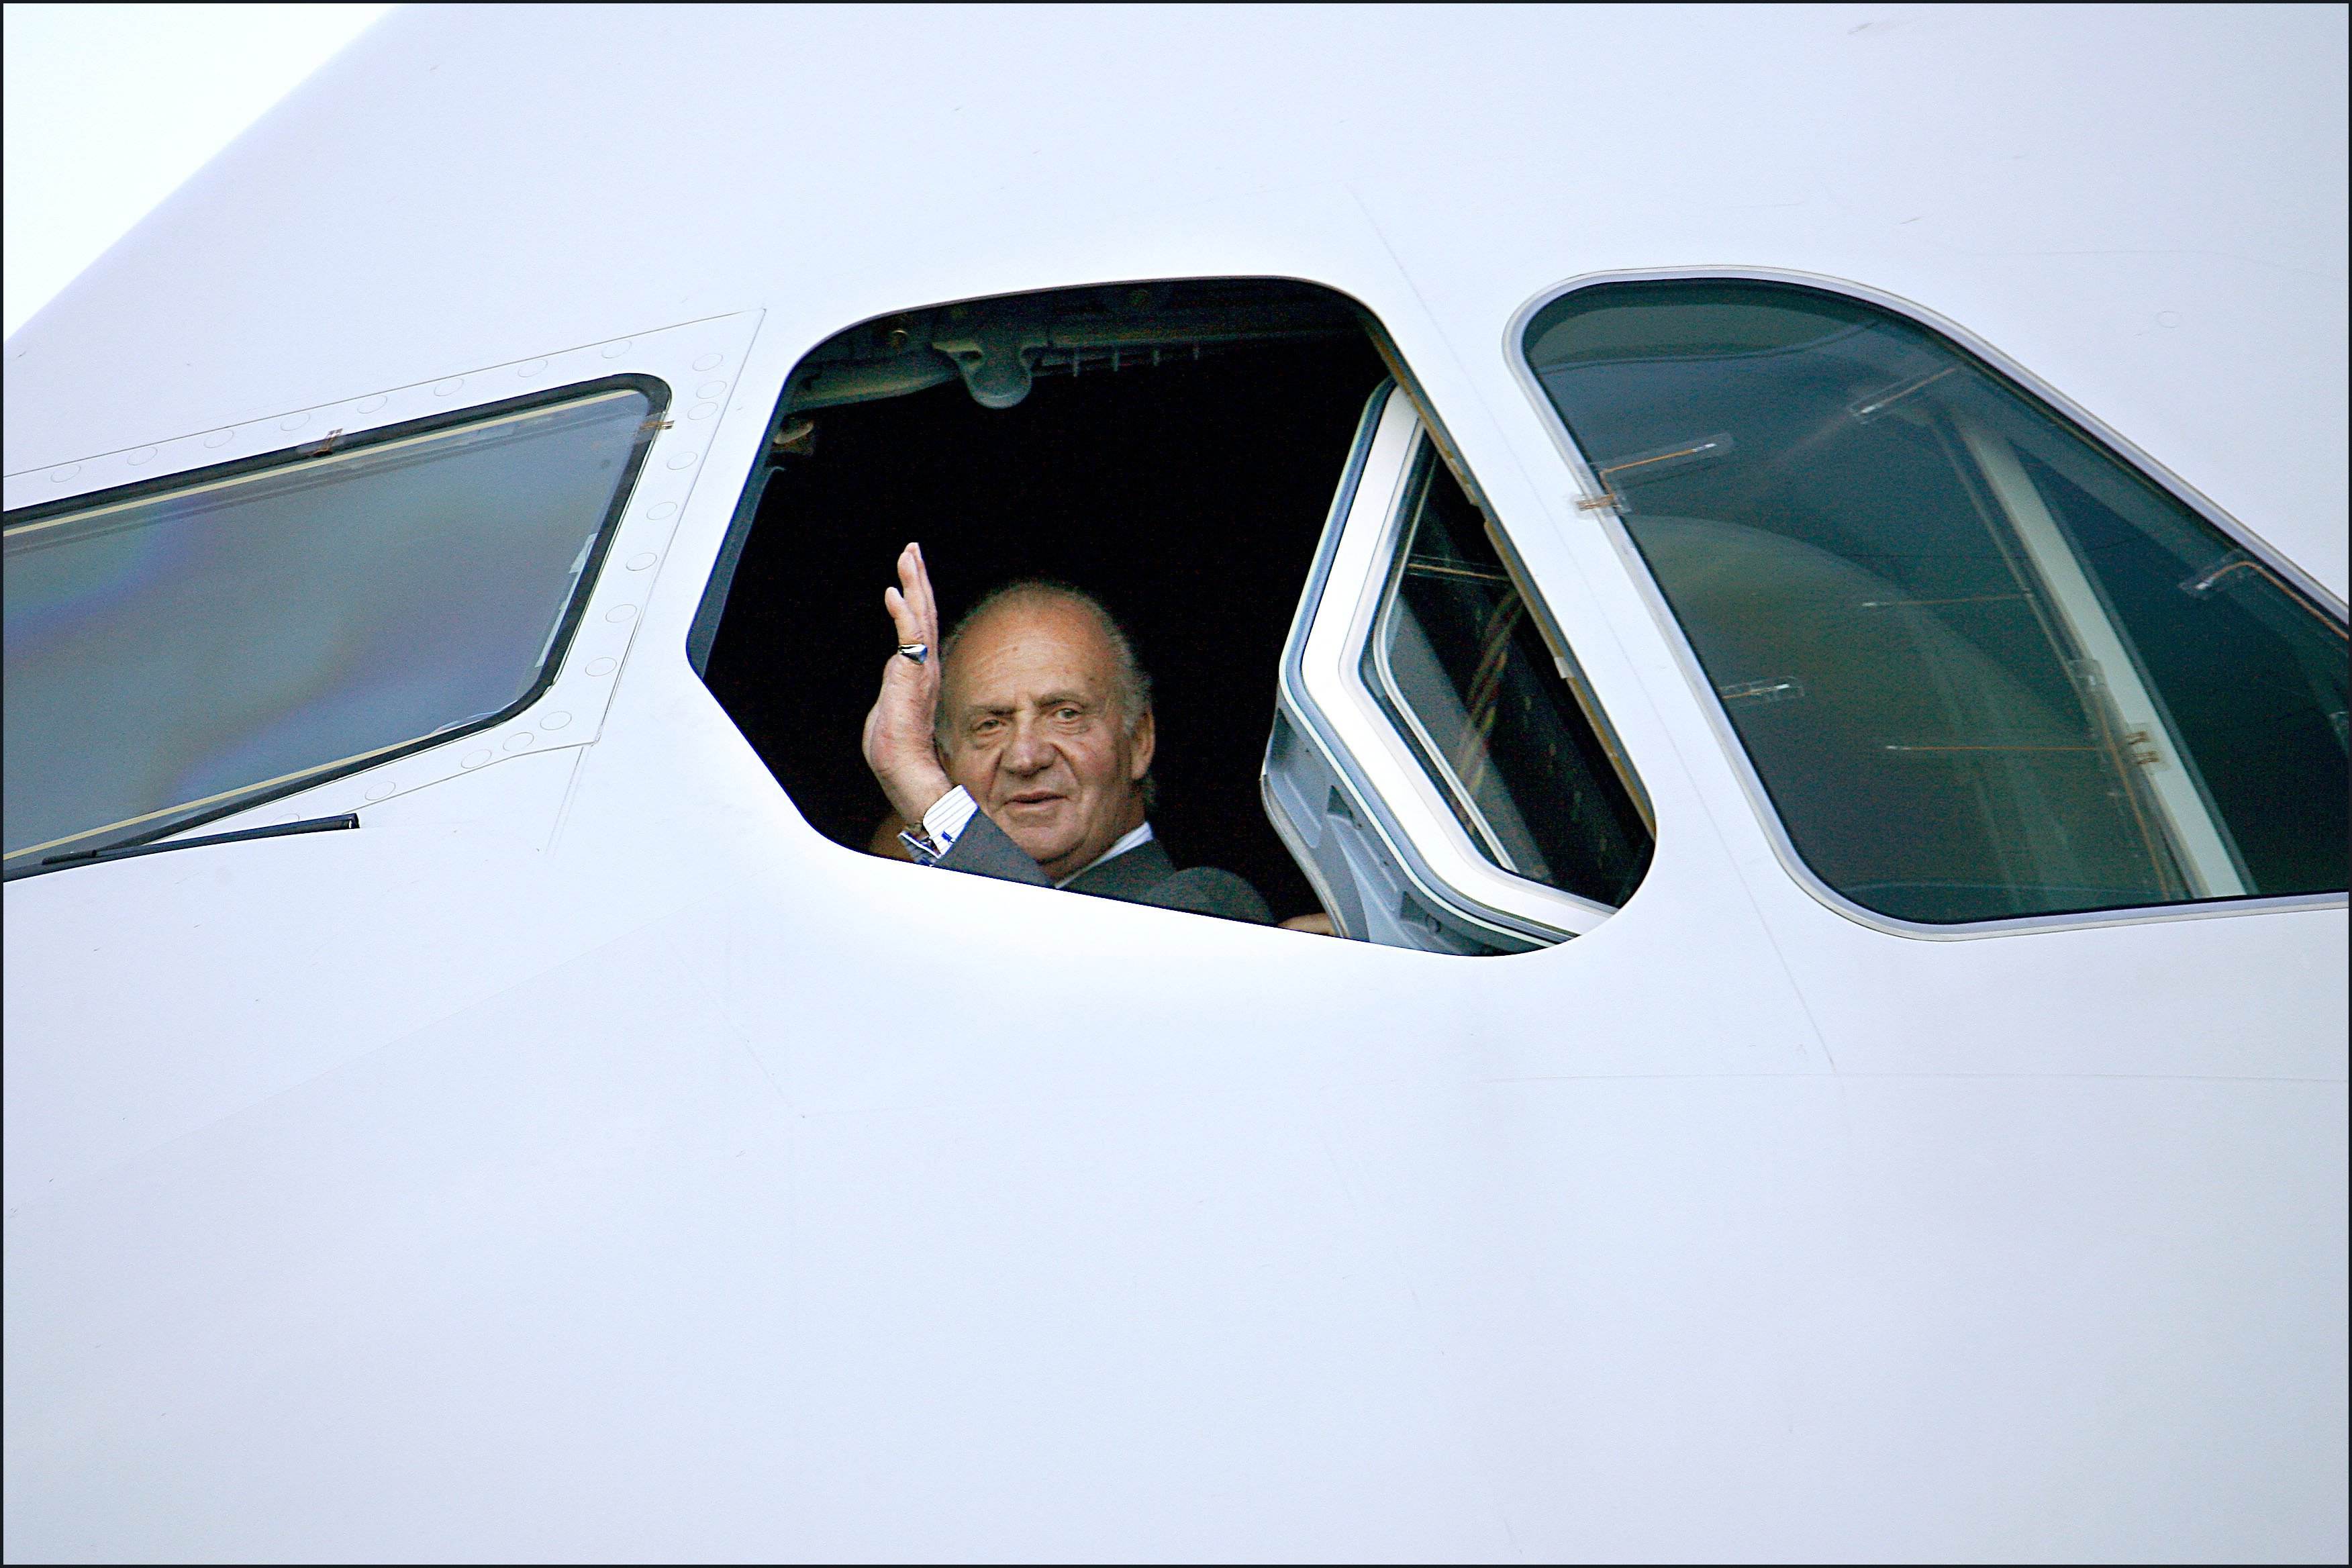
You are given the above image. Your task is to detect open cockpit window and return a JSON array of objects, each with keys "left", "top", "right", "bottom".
[
  {"left": 1520, "top": 278, "right": 2348, "bottom": 925},
  {"left": 1266, "top": 386, "right": 1652, "bottom": 953},
  {"left": 3, "top": 382, "right": 660, "bottom": 873},
  {"left": 1365, "top": 440, "right": 1651, "bottom": 906},
  {"left": 695, "top": 281, "right": 1651, "bottom": 950}
]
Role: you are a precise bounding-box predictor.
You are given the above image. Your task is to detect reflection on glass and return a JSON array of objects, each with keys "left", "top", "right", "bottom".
[
  {"left": 1522, "top": 280, "right": 2347, "bottom": 922},
  {"left": 1363, "top": 446, "right": 1652, "bottom": 908},
  {"left": 4, "top": 386, "right": 655, "bottom": 866}
]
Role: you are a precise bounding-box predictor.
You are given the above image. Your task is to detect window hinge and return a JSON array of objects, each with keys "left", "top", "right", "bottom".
[{"left": 771, "top": 416, "right": 818, "bottom": 457}]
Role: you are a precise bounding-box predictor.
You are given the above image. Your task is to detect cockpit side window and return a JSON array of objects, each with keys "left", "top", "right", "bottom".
[
  {"left": 1264, "top": 385, "right": 1653, "bottom": 954},
  {"left": 695, "top": 282, "right": 1650, "bottom": 952},
  {"left": 3, "top": 383, "right": 659, "bottom": 871},
  {"left": 695, "top": 281, "right": 1389, "bottom": 929},
  {"left": 1364, "top": 444, "right": 1650, "bottom": 907},
  {"left": 1520, "top": 278, "right": 2348, "bottom": 925}
]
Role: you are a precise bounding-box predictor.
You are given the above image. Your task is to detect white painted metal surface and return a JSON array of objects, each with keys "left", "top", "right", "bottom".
[{"left": 5, "top": 5, "right": 2344, "bottom": 1561}]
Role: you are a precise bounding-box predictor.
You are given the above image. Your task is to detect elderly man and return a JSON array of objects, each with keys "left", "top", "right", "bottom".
[{"left": 861, "top": 542, "right": 1271, "bottom": 923}]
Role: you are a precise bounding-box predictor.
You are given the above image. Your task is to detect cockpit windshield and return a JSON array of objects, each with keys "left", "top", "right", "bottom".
[{"left": 1523, "top": 279, "right": 2347, "bottom": 923}]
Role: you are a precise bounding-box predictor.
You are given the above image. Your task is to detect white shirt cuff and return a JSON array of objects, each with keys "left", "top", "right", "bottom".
[{"left": 921, "top": 786, "right": 979, "bottom": 852}]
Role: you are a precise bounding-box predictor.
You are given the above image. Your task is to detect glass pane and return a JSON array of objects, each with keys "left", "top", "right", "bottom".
[
  {"left": 4, "top": 385, "right": 655, "bottom": 867},
  {"left": 1522, "top": 279, "right": 2347, "bottom": 923},
  {"left": 1363, "top": 446, "right": 1653, "bottom": 907}
]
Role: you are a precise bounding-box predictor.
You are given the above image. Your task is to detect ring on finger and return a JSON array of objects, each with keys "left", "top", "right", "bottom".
[{"left": 897, "top": 641, "right": 929, "bottom": 665}]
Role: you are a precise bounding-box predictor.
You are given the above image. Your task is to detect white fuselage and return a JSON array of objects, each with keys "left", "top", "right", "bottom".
[{"left": 4, "top": 6, "right": 2345, "bottom": 1561}]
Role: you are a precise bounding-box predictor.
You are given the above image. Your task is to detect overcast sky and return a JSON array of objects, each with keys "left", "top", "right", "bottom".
[{"left": 3, "top": 1, "right": 395, "bottom": 340}]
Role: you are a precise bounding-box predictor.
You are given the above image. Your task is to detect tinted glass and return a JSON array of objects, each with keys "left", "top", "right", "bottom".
[
  {"left": 4, "top": 386, "right": 654, "bottom": 868},
  {"left": 1523, "top": 280, "right": 2347, "bottom": 922},
  {"left": 1363, "top": 445, "right": 1653, "bottom": 906}
]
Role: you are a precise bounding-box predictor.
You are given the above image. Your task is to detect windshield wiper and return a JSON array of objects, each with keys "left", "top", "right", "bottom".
[{"left": 5, "top": 813, "right": 359, "bottom": 884}]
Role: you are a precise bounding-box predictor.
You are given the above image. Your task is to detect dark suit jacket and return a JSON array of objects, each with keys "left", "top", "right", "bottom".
[{"left": 936, "top": 810, "right": 1272, "bottom": 924}]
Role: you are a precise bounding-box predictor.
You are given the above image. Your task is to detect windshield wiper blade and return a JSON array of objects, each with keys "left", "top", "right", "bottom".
[{"left": 6, "top": 813, "right": 359, "bottom": 883}]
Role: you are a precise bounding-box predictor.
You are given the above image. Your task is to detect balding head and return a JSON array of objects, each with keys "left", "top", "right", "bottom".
[
  {"left": 939, "top": 581, "right": 1152, "bottom": 742},
  {"left": 934, "top": 583, "right": 1157, "bottom": 881}
]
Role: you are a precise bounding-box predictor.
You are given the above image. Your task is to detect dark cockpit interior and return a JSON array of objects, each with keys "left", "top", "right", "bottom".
[{"left": 695, "top": 280, "right": 1388, "bottom": 920}]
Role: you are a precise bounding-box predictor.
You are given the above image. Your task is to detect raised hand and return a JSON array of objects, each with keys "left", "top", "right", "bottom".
[{"left": 860, "top": 542, "right": 955, "bottom": 825}]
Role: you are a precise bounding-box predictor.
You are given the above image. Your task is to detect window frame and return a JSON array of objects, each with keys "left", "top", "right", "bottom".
[
  {"left": 1275, "top": 382, "right": 1638, "bottom": 945},
  {"left": 2, "top": 373, "right": 669, "bottom": 873},
  {"left": 1505, "top": 265, "right": 2349, "bottom": 940}
]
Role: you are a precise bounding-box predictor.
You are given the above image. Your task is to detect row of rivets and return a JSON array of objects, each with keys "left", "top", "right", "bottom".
[{"left": 38, "top": 338, "right": 733, "bottom": 487}]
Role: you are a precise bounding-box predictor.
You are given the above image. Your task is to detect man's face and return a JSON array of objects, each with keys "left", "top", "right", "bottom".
[{"left": 939, "top": 596, "right": 1154, "bottom": 882}]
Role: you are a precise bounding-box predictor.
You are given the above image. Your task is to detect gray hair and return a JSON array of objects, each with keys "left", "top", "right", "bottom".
[{"left": 936, "top": 578, "right": 1155, "bottom": 745}]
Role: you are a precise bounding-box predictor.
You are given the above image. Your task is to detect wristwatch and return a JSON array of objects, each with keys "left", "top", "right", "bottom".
[{"left": 898, "top": 785, "right": 978, "bottom": 867}]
